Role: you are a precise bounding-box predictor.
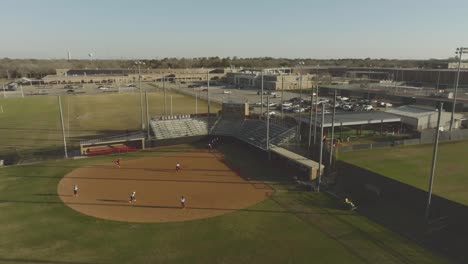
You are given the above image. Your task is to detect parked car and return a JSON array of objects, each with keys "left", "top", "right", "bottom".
[
  {"left": 362, "top": 105, "right": 373, "bottom": 111},
  {"left": 223, "top": 90, "right": 232, "bottom": 94},
  {"left": 379, "top": 102, "right": 393, "bottom": 107},
  {"left": 202, "top": 88, "right": 208, "bottom": 92},
  {"left": 342, "top": 104, "right": 352, "bottom": 111},
  {"left": 282, "top": 102, "right": 293, "bottom": 107},
  {"left": 293, "top": 108, "right": 306, "bottom": 113},
  {"left": 263, "top": 111, "right": 276, "bottom": 116},
  {"left": 264, "top": 102, "right": 277, "bottom": 107}
]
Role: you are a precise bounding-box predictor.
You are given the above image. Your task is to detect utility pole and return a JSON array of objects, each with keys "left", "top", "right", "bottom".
[
  {"left": 163, "top": 75, "right": 167, "bottom": 115},
  {"left": 436, "top": 66, "right": 441, "bottom": 91},
  {"left": 135, "top": 61, "right": 145, "bottom": 131},
  {"left": 450, "top": 47, "right": 467, "bottom": 131},
  {"left": 207, "top": 71, "right": 211, "bottom": 116},
  {"left": 317, "top": 107, "right": 325, "bottom": 192},
  {"left": 313, "top": 83, "right": 319, "bottom": 144},
  {"left": 425, "top": 103, "right": 443, "bottom": 220},
  {"left": 261, "top": 71, "right": 264, "bottom": 118},
  {"left": 57, "top": 96, "right": 68, "bottom": 158},
  {"left": 329, "top": 89, "right": 337, "bottom": 168},
  {"left": 281, "top": 74, "right": 284, "bottom": 122},
  {"left": 146, "top": 91, "right": 150, "bottom": 139},
  {"left": 195, "top": 89, "right": 198, "bottom": 114},
  {"left": 308, "top": 89, "right": 314, "bottom": 150},
  {"left": 297, "top": 71, "right": 303, "bottom": 142},
  {"left": 266, "top": 95, "right": 270, "bottom": 151},
  {"left": 170, "top": 95, "right": 173, "bottom": 116}
]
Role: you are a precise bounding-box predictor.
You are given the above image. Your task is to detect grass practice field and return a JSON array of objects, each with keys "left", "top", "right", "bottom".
[
  {"left": 339, "top": 140, "right": 468, "bottom": 206},
  {"left": 0, "top": 92, "right": 220, "bottom": 162},
  {"left": 0, "top": 143, "right": 451, "bottom": 264}
]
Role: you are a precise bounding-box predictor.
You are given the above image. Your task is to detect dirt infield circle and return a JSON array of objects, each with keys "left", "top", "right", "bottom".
[{"left": 58, "top": 150, "right": 272, "bottom": 223}]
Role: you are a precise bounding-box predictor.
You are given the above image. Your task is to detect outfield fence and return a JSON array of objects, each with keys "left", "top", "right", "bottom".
[{"left": 335, "top": 160, "right": 468, "bottom": 263}]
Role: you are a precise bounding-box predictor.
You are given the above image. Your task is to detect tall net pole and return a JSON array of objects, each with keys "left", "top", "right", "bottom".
[
  {"left": 425, "top": 103, "right": 443, "bottom": 220},
  {"left": 57, "top": 96, "right": 68, "bottom": 158}
]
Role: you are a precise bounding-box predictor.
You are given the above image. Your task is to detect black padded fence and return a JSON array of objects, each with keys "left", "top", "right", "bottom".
[{"left": 335, "top": 161, "right": 468, "bottom": 263}]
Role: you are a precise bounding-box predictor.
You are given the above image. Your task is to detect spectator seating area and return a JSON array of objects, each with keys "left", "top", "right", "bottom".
[
  {"left": 211, "top": 118, "right": 296, "bottom": 149},
  {"left": 150, "top": 115, "right": 296, "bottom": 149},
  {"left": 150, "top": 115, "right": 210, "bottom": 139}
]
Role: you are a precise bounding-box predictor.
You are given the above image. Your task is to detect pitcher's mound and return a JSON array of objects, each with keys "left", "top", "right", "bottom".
[{"left": 58, "top": 150, "right": 271, "bottom": 223}]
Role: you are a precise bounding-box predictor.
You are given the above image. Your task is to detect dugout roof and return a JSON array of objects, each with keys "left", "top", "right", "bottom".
[{"left": 270, "top": 145, "right": 321, "bottom": 170}]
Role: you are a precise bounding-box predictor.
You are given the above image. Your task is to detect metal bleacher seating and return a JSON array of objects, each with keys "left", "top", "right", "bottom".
[
  {"left": 150, "top": 117, "right": 209, "bottom": 139},
  {"left": 150, "top": 114, "right": 295, "bottom": 148},
  {"left": 227, "top": 119, "right": 295, "bottom": 149}
]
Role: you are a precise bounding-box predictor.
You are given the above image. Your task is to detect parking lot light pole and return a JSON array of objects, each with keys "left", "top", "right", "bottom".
[
  {"left": 163, "top": 75, "right": 167, "bottom": 115},
  {"left": 450, "top": 47, "right": 468, "bottom": 131},
  {"left": 135, "top": 61, "right": 145, "bottom": 131},
  {"left": 297, "top": 61, "right": 304, "bottom": 142},
  {"left": 308, "top": 91, "right": 314, "bottom": 150},
  {"left": 281, "top": 74, "right": 284, "bottom": 122},
  {"left": 317, "top": 108, "right": 325, "bottom": 192},
  {"left": 329, "top": 89, "right": 337, "bottom": 168},
  {"left": 266, "top": 95, "right": 270, "bottom": 151},
  {"left": 436, "top": 66, "right": 441, "bottom": 91},
  {"left": 207, "top": 71, "right": 211, "bottom": 118},
  {"left": 261, "top": 71, "right": 264, "bottom": 118},
  {"left": 313, "top": 83, "right": 319, "bottom": 145}
]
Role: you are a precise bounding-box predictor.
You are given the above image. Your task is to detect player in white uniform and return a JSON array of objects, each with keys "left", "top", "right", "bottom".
[
  {"left": 176, "top": 162, "right": 181, "bottom": 172},
  {"left": 129, "top": 191, "right": 136, "bottom": 203},
  {"left": 180, "top": 196, "right": 186, "bottom": 209},
  {"left": 73, "top": 185, "right": 78, "bottom": 196}
]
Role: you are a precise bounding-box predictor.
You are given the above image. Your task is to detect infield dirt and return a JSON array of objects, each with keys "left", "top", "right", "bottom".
[{"left": 58, "top": 149, "right": 272, "bottom": 223}]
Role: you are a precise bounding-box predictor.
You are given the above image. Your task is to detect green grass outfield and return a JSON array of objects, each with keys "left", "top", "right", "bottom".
[
  {"left": 0, "top": 143, "right": 450, "bottom": 264},
  {"left": 339, "top": 140, "right": 468, "bottom": 206},
  {"left": 0, "top": 92, "right": 220, "bottom": 160}
]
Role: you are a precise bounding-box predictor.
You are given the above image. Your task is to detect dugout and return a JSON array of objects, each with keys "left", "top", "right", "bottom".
[
  {"left": 80, "top": 132, "right": 145, "bottom": 156},
  {"left": 270, "top": 145, "right": 324, "bottom": 181}
]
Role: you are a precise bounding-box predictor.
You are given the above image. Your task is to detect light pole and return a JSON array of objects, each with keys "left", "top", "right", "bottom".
[
  {"left": 281, "top": 74, "right": 284, "bottom": 122},
  {"left": 135, "top": 61, "right": 145, "bottom": 131},
  {"left": 329, "top": 89, "right": 337, "bottom": 168},
  {"left": 436, "top": 66, "right": 441, "bottom": 91},
  {"left": 314, "top": 66, "right": 319, "bottom": 145},
  {"left": 425, "top": 103, "right": 443, "bottom": 220},
  {"left": 261, "top": 71, "right": 264, "bottom": 118},
  {"left": 450, "top": 47, "right": 468, "bottom": 131},
  {"left": 297, "top": 61, "right": 304, "bottom": 142},
  {"left": 207, "top": 71, "right": 211, "bottom": 124},
  {"left": 317, "top": 107, "right": 325, "bottom": 192}
]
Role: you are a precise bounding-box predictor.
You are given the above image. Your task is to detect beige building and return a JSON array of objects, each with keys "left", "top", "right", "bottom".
[
  {"left": 226, "top": 71, "right": 316, "bottom": 90},
  {"left": 43, "top": 68, "right": 228, "bottom": 84}
]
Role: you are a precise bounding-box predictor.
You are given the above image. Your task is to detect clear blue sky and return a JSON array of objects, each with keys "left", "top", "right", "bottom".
[{"left": 1, "top": 0, "right": 468, "bottom": 59}]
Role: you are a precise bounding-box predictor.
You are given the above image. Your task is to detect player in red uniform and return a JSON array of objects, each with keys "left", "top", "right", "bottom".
[{"left": 114, "top": 158, "right": 121, "bottom": 168}]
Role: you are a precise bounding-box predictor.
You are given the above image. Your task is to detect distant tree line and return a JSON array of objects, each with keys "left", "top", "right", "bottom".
[{"left": 0, "top": 57, "right": 456, "bottom": 79}]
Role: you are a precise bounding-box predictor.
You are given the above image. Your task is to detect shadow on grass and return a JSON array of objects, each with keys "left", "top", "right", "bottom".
[
  {"left": 0, "top": 257, "right": 101, "bottom": 264},
  {"left": 0, "top": 199, "right": 356, "bottom": 216}
]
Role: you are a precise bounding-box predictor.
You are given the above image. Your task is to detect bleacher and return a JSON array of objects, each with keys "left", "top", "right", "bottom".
[
  {"left": 150, "top": 115, "right": 209, "bottom": 140},
  {"left": 207, "top": 117, "right": 296, "bottom": 149},
  {"left": 150, "top": 114, "right": 295, "bottom": 149},
  {"left": 210, "top": 118, "right": 244, "bottom": 136}
]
